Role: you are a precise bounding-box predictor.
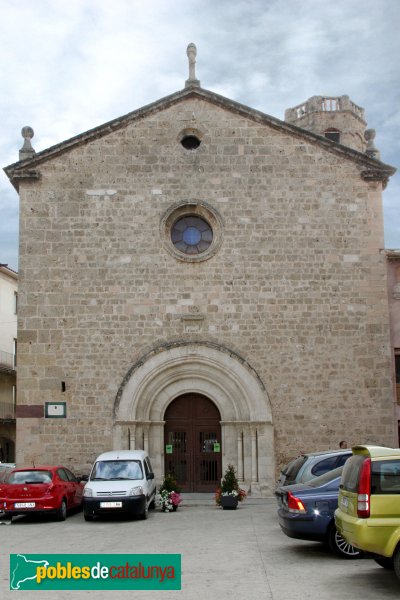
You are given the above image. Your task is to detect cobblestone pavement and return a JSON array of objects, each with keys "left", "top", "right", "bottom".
[{"left": 1, "top": 496, "right": 399, "bottom": 599}]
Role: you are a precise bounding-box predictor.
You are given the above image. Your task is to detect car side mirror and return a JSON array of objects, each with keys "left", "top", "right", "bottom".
[
  {"left": 147, "top": 473, "right": 155, "bottom": 480},
  {"left": 80, "top": 474, "right": 89, "bottom": 482}
]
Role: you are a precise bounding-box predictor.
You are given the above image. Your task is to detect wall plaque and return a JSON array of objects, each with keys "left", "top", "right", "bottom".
[{"left": 45, "top": 402, "right": 67, "bottom": 418}]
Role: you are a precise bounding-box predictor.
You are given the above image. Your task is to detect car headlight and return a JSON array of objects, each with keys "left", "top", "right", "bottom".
[
  {"left": 129, "top": 486, "right": 144, "bottom": 497},
  {"left": 83, "top": 487, "right": 93, "bottom": 498}
]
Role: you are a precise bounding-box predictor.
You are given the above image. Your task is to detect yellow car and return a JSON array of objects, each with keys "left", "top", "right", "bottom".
[{"left": 335, "top": 445, "right": 400, "bottom": 579}]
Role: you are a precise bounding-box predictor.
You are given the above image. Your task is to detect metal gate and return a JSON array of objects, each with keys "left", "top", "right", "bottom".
[{"left": 164, "top": 394, "right": 222, "bottom": 492}]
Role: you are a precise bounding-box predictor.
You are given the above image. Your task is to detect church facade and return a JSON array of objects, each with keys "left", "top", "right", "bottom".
[{"left": 5, "top": 46, "right": 396, "bottom": 495}]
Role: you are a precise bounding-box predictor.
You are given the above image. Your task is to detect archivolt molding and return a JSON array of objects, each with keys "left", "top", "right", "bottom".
[{"left": 114, "top": 342, "right": 272, "bottom": 424}]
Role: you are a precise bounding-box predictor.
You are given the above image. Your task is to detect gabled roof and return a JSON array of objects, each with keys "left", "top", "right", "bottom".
[{"left": 4, "top": 85, "right": 396, "bottom": 190}]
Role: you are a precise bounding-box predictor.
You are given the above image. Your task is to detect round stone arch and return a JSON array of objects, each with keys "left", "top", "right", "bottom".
[{"left": 113, "top": 342, "right": 275, "bottom": 496}]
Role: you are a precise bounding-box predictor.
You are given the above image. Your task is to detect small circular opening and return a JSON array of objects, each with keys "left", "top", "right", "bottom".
[{"left": 181, "top": 135, "right": 201, "bottom": 150}]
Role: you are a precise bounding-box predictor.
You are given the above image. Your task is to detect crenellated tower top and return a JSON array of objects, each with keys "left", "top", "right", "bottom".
[{"left": 285, "top": 95, "right": 368, "bottom": 153}]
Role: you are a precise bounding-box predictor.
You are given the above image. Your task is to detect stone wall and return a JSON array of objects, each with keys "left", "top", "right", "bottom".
[{"left": 15, "top": 96, "right": 395, "bottom": 481}]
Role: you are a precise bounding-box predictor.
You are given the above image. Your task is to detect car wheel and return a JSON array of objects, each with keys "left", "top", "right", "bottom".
[
  {"left": 393, "top": 547, "right": 400, "bottom": 580},
  {"left": 83, "top": 512, "right": 94, "bottom": 522},
  {"left": 374, "top": 557, "right": 394, "bottom": 570},
  {"left": 328, "top": 525, "right": 362, "bottom": 559},
  {"left": 140, "top": 502, "right": 149, "bottom": 520},
  {"left": 149, "top": 493, "right": 156, "bottom": 510},
  {"left": 56, "top": 499, "right": 67, "bottom": 522}
]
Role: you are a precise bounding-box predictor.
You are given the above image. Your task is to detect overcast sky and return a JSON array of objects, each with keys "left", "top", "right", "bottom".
[{"left": 1, "top": 0, "right": 399, "bottom": 271}]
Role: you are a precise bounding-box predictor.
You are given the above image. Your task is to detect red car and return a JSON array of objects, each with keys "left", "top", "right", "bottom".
[{"left": 0, "top": 466, "right": 84, "bottom": 521}]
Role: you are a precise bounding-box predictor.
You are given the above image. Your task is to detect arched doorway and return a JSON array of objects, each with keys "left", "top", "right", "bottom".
[
  {"left": 164, "top": 393, "right": 222, "bottom": 492},
  {"left": 114, "top": 342, "right": 275, "bottom": 496}
]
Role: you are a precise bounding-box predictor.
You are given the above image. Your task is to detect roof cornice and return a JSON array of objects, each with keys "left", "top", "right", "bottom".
[
  {"left": 4, "top": 86, "right": 396, "bottom": 190},
  {"left": 0, "top": 265, "right": 18, "bottom": 279},
  {"left": 386, "top": 250, "right": 400, "bottom": 259}
]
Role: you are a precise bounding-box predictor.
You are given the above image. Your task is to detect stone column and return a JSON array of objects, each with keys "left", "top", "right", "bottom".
[
  {"left": 159, "top": 421, "right": 165, "bottom": 480},
  {"left": 147, "top": 420, "right": 165, "bottom": 482},
  {"left": 236, "top": 425, "right": 244, "bottom": 482},
  {"left": 129, "top": 423, "right": 136, "bottom": 450},
  {"left": 112, "top": 423, "right": 124, "bottom": 450},
  {"left": 143, "top": 423, "right": 150, "bottom": 453},
  {"left": 251, "top": 425, "right": 258, "bottom": 483}
]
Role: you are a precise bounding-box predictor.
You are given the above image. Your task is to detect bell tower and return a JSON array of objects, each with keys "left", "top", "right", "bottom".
[{"left": 285, "top": 95, "right": 367, "bottom": 152}]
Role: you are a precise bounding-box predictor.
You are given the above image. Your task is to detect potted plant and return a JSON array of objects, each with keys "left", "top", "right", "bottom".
[
  {"left": 215, "top": 464, "right": 247, "bottom": 510},
  {"left": 158, "top": 473, "right": 182, "bottom": 512}
]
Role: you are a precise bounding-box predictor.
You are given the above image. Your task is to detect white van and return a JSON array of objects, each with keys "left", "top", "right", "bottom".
[{"left": 82, "top": 450, "right": 156, "bottom": 521}]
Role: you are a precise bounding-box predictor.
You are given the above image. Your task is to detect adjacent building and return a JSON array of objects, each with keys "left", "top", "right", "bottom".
[
  {"left": 386, "top": 251, "right": 400, "bottom": 442},
  {"left": 3, "top": 46, "right": 397, "bottom": 494},
  {"left": 0, "top": 264, "right": 17, "bottom": 462}
]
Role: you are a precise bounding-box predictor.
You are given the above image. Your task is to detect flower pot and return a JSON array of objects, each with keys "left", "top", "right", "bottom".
[
  {"left": 220, "top": 495, "right": 238, "bottom": 510},
  {"left": 172, "top": 504, "right": 178, "bottom": 511}
]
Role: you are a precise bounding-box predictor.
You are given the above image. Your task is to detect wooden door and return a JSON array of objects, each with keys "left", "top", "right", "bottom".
[{"left": 164, "top": 394, "right": 222, "bottom": 492}]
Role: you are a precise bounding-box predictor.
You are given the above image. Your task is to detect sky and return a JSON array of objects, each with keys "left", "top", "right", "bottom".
[{"left": 0, "top": 0, "right": 399, "bottom": 271}]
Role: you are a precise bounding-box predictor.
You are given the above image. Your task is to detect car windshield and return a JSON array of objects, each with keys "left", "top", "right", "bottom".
[
  {"left": 8, "top": 470, "right": 53, "bottom": 484},
  {"left": 306, "top": 466, "right": 343, "bottom": 488},
  {"left": 91, "top": 460, "right": 143, "bottom": 481}
]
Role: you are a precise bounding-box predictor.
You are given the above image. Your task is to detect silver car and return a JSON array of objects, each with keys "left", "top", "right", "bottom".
[{"left": 277, "top": 449, "right": 351, "bottom": 488}]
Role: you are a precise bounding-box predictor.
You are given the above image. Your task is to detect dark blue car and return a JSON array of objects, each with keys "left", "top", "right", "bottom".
[{"left": 275, "top": 466, "right": 361, "bottom": 559}]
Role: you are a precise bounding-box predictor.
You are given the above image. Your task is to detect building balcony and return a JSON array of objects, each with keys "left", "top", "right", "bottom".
[
  {"left": 0, "top": 401, "right": 15, "bottom": 420},
  {"left": 0, "top": 350, "right": 16, "bottom": 374}
]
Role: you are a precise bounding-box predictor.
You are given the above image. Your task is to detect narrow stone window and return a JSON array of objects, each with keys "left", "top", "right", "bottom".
[
  {"left": 324, "top": 128, "right": 341, "bottom": 143},
  {"left": 395, "top": 350, "right": 400, "bottom": 405}
]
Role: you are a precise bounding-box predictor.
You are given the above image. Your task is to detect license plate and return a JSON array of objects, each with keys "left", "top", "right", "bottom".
[
  {"left": 14, "top": 502, "right": 36, "bottom": 508},
  {"left": 100, "top": 501, "right": 122, "bottom": 508},
  {"left": 341, "top": 496, "right": 349, "bottom": 509}
]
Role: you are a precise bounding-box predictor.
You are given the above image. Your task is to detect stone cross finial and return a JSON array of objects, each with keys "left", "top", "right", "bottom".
[
  {"left": 19, "top": 126, "right": 36, "bottom": 161},
  {"left": 364, "top": 129, "right": 381, "bottom": 160},
  {"left": 185, "top": 43, "right": 200, "bottom": 88}
]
